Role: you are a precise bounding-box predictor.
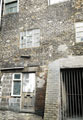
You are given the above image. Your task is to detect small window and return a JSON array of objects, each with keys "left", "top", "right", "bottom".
[
  {"left": 14, "top": 73, "right": 21, "bottom": 80},
  {"left": 5, "top": 0, "right": 18, "bottom": 14},
  {"left": 20, "top": 29, "right": 40, "bottom": 48},
  {"left": 23, "top": 73, "right": 35, "bottom": 93},
  {"left": 48, "top": 0, "right": 69, "bottom": 5},
  {"left": 12, "top": 73, "right": 22, "bottom": 96},
  {"left": 75, "top": 22, "right": 83, "bottom": 43}
]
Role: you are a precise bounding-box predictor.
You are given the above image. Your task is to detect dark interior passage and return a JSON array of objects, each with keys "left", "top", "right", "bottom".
[{"left": 61, "top": 68, "right": 83, "bottom": 119}]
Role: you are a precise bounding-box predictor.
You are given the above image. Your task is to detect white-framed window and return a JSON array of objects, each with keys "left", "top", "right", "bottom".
[
  {"left": 11, "top": 73, "right": 22, "bottom": 96},
  {"left": 48, "top": 0, "right": 69, "bottom": 5},
  {"left": 4, "top": 0, "right": 19, "bottom": 14},
  {"left": 20, "top": 29, "right": 40, "bottom": 48},
  {"left": 75, "top": 22, "right": 83, "bottom": 43},
  {"left": 23, "top": 73, "right": 35, "bottom": 93}
]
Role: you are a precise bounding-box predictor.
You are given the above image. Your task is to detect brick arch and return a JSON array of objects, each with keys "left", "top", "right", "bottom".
[{"left": 44, "top": 56, "right": 83, "bottom": 120}]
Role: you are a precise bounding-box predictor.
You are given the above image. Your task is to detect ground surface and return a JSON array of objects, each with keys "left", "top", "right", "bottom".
[
  {"left": 0, "top": 110, "right": 43, "bottom": 120},
  {"left": 67, "top": 118, "right": 83, "bottom": 120}
]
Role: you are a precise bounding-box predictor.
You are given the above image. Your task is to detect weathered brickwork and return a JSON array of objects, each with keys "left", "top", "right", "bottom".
[
  {"left": 35, "top": 70, "right": 47, "bottom": 116},
  {"left": 0, "top": 0, "right": 83, "bottom": 119}
]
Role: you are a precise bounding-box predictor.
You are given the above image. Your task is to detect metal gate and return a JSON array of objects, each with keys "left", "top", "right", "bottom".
[{"left": 61, "top": 68, "right": 83, "bottom": 120}]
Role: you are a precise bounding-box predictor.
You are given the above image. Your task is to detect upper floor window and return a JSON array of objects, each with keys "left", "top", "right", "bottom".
[
  {"left": 5, "top": 0, "right": 18, "bottom": 14},
  {"left": 75, "top": 22, "right": 83, "bottom": 43},
  {"left": 20, "top": 29, "right": 40, "bottom": 48},
  {"left": 48, "top": 0, "right": 69, "bottom": 5}
]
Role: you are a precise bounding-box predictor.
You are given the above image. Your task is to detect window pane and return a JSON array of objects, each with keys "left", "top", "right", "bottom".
[
  {"left": 13, "top": 81, "right": 21, "bottom": 95},
  {"left": 24, "top": 73, "right": 29, "bottom": 79},
  {"left": 26, "top": 36, "right": 32, "bottom": 47},
  {"left": 34, "top": 33, "right": 40, "bottom": 42},
  {"left": 9, "top": 8, "right": 13, "bottom": 13},
  {"left": 5, "top": 2, "right": 17, "bottom": 14},
  {"left": 33, "top": 29, "right": 40, "bottom": 34},
  {"left": 81, "top": 37, "right": 83, "bottom": 41},
  {"left": 29, "top": 73, "right": 35, "bottom": 93},
  {"left": 5, "top": 0, "right": 17, "bottom": 4},
  {"left": 13, "top": 6, "right": 17, "bottom": 12},
  {"left": 14, "top": 74, "right": 21, "bottom": 79},
  {"left": 75, "top": 22, "right": 83, "bottom": 42},
  {"left": 20, "top": 29, "right": 40, "bottom": 48},
  {"left": 6, "top": 9, "right": 10, "bottom": 14},
  {"left": 23, "top": 73, "right": 29, "bottom": 92},
  {"left": 23, "top": 73, "right": 35, "bottom": 93}
]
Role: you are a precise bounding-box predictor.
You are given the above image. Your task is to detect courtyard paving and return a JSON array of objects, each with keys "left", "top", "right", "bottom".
[{"left": 0, "top": 110, "right": 43, "bottom": 120}]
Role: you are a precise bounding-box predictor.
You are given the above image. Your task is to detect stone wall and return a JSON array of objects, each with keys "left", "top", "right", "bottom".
[
  {"left": 0, "top": 73, "right": 21, "bottom": 111},
  {"left": 0, "top": 0, "right": 83, "bottom": 119},
  {"left": 0, "top": 66, "right": 47, "bottom": 117},
  {"left": 1, "top": 0, "right": 83, "bottom": 69}
]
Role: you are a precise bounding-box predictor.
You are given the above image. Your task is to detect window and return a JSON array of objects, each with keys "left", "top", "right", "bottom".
[
  {"left": 23, "top": 73, "right": 35, "bottom": 93},
  {"left": 20, "top": 29, "right": 40, "bottom": 48},
  {"left": 48, "top": 0, "right": 69, "bottom": 5},
  {"left": 12, "top": 73, "right": 22, "bottom": 96},
  {"left": 75, "top": 22, "right": 83, "bottom": 43},
  {"left": 0, "top": 0, "right": 2, "bottom": 24},
  {"left": 5, "top": 0, "right": 18, "bottom": 14},
  {"left": 12, "top": 73, "right": 35, "bottom": 96}
]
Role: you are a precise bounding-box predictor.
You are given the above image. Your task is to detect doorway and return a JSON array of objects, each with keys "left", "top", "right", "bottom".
[{"left": 61, "top": 68, "right": 83, "bottom": 120}]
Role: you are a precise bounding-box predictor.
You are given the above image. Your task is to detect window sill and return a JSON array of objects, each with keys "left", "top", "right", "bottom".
[
  {"left": 19, "top": 45, "right": 40, "bottom": 49},
  {"left": 48, "top": 0, "right": 70, "bottom": 6},
  {"left": 11, "top": 95, "right": 21, "bottom": 97},
  {"left": 75, "top": 41, "right": 83, "bottom": 44},
  {"left": 3, "top": 12, "right": 19, "bottom": 16}
]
